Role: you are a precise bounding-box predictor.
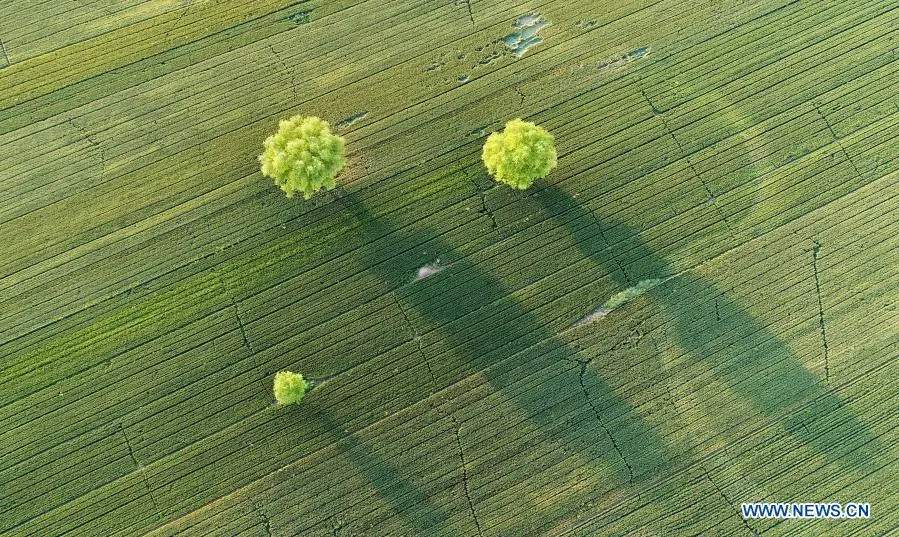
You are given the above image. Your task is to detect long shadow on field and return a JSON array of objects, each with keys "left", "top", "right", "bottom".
[
  {"left": 334, "top": 191, "right": 674, "bottom": 535},
  {"left": 532, "top": 184, "right": 880, "bottom": 473},
  {"left": 302, "top": 407, "right": 456, "bottom": 535}
]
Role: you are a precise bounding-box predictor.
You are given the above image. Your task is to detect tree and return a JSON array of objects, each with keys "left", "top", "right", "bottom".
[
  {"left": 259, "top": 115, "right": 346, "bottom": 199},
  {"left": 273, "top": 370, "right": 312, "bottom": 405},
  {"left": 482, "top": 118, "right": 557, "bottom": 189}
]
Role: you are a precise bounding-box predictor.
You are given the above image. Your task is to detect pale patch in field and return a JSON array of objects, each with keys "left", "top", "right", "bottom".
[
  {"left": 576, "top": 277, "right": 671, "bottom": 325},
  {"left": 335, "top": 111, "right": 368, "bottom": 130},
  {"left": 577, "top": 306, "right": 612, "bottom": 324},
  {"left": 504, "top": 13, "right": 550, "bottom": 58},
  {"left": 415, "top": 261, "right": 444, "bottom": 281},
  {"left": 597, "top": 47, "right": 650, "bottom": 70},
  {"left": 288, "top": 10, "right": 311, "bottom": 24}
]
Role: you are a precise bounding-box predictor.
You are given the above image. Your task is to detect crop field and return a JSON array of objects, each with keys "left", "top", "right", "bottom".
[{"left": 0, "top": 0, "right": 897, "bottom": 535}]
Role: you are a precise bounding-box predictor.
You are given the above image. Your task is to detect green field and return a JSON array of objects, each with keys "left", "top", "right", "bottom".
[{"left": 1, "top": 0, "right": 897, "bottom": 535}]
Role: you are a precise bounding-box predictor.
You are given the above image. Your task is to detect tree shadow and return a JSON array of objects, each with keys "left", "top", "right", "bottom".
[
  {"left": 530, "top": 183, "right": 881, "bottom": 475},
  {"left": 309, "top": 179, "right": 878, "bottom": 534},
  {"left": 329, "top": 190, "right": 675, "bottom": 534},
  {"left": 301, "top": 407, "right": 458, "bottom": 536}
]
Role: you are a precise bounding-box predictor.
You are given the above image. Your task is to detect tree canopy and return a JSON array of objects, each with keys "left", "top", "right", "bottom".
[
  {"left": 273, "top": 371, "right": 311, "bottom": 405},
  {"left": 482, "top": 119, "right": 558, "bottom": 189},
  {"left": 259, "top": 115, "right": 346, "bottom": 199}
]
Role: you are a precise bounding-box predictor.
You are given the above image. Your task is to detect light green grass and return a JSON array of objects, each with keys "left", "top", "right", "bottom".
[{"left": 0, "top": 0, "right": 896, "bottom": 535}]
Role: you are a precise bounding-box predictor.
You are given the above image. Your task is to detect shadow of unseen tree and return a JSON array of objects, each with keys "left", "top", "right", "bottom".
[
  {"left": 308, "top": 181, "right": 878, "bottom": 535},
  {"left": 531, "top": 184, "right": 881, "bottom": 475}
]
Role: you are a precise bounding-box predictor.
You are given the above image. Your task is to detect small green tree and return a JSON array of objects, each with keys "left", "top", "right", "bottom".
[
  {"left": 273, "top": 371, "right": 311, "bottom": 405},
  {"left": 482, "top": 118, "right": 557, "bottom": 189},
  {"left": 259, "top": 115, "right": 346, "bottom": 199}
]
